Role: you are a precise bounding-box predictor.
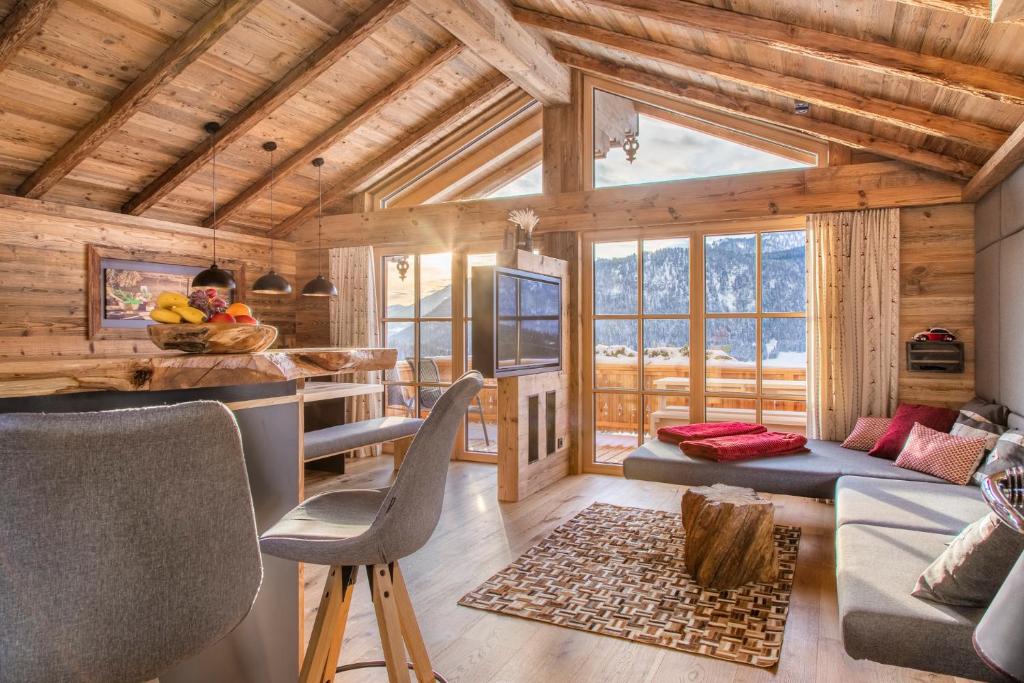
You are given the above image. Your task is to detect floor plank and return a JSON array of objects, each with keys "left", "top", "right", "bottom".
[{"left": 301, "top": 458, "right": 966, "bottom": 683}]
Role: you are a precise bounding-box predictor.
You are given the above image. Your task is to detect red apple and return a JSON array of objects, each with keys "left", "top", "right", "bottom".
[
  {"left": 209, "top": 312, "right": 235, "bottom": 323},
  {"left": 234, "top": 314, "right": 258, "bottom": 325}
]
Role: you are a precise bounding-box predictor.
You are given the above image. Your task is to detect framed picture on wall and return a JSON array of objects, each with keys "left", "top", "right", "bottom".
[{"left": 86, "top": 245, "right": 245, "bottom": 340}]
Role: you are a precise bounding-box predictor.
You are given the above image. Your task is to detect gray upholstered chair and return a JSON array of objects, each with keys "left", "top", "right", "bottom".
[
  {"left": 261, "top": 371, "right": 484, "bottom": 683},
  {"left": 0, "top": 402, "right": 262, "bottom": 683}
]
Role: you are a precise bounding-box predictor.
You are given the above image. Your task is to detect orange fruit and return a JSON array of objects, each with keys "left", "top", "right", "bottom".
[{"left": 226, "top": 302, "right": 252, "bottom": 318}]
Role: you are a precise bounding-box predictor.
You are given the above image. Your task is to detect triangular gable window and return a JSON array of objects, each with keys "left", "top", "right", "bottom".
[{"left": 485, "top": 164, "right": 543, "bottom": 199}]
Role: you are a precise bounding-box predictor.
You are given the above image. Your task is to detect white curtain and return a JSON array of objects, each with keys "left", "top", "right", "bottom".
[
  {"left": 806, "top": 208, "right": 901, "bottom": 440},
  {"left": 329, "top": 246, "right": 382, "bottom": 457}
]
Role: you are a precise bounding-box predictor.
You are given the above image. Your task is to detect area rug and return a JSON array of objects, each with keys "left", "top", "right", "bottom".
[{"left": 458, "top": 502, "right": 801, "bottom": 668}]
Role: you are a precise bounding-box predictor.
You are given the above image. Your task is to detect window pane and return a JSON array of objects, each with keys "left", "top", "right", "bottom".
[
  {"left": 706, "top": 396, "right": 756, "bottom": 423},
  {"left": 763, "top": 399, "right": 806, "bottom": 434},
  {"left": 642, "top": 238, "right": 689, "bottom": 314},
  {"left": 383, "top": 383, "right": 415, "bottom": 417},
  {"left": 418, "top": 321, "right": 452, "bottom": 382},
  {"left": 762, "top": 317, "right": 807, "bottom": 398},
  {"left": 418, "top": 385, "right": 449, "bottom": 417},
  {"left": 466, "top": 253, "right": 496, "bottom": 318},
  {"left": 384, "top": 255, "right": 415, "bottom": 318},
  {"left": 420, "top": 252, "right": 452, "bottom": 317},
  {"left": 762, "top": 231, "right": 806, "bottom": 313},
  {"left": 466, "top": 386, "right": 498, "bottom": 454},
  {"left": 643, "top": 319, "right": 690, "bottom": 392},
  {"left": 705, "top": 234, "right": 756, "bottom": 313},
  {"left": 384, "top": 322, "right": 415, "bottom": 366},
  {"left": 705, "top": 318, "right": 756, "bottom": 393},
  {"left": 645, "top": 395, "right": 690, "bottom": 440},
  {"left": 594, "top": 319, "right": 638, "bottom": 389},
  {"left": 594, "top": 241, "right": 637, "bottom": 314},
  {"left": 594, "top": 392, "right": 639, "bottom": 463}
]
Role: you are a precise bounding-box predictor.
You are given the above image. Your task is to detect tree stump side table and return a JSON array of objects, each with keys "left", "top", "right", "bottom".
[{"left": 681, "top": 484, "right": 779, "bottom": 589}]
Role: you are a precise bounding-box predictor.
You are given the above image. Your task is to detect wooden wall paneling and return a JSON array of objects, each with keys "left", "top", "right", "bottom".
[
  {"left": 898, "top": 203, "right": 976, "bottom": 407},
  {"left": 408, "top": 0, "right": 570, "bottom": 105},
  {"left": 294, "top": 248, "right": 330, "bottom": 348},
  {"left": 122, "top": 0, "right": 409, "bottom": 217},
  {"left": 542, "top": 232, "right": 581, "bottom": 474},
  {"left": 557, "top": 51, "right": 978, "bottom": 179},
  {"left": 964, "top": 121, "right": 1024, "bottom": 200},
  {"left": 16, "top": 0, "right": 263, "bottom": 200},
  {"left": 0, "top": 196, "right": 295, "bottom": 359},
  {"left": 0, "top": 0, "right": 56, "bottom": 72},
  {"left": 514, "top": 7, "right": 1009, "bottom": 154}
]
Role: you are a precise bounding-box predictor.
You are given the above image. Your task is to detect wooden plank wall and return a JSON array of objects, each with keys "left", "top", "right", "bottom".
[
  {"left": 898, "top": 203, "right": 976, "bottom": 407},
  {"left": 0, "top": 197, "right": 295, "bottom": 359}
]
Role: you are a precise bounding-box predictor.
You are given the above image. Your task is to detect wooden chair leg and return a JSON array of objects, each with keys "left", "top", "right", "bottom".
[
  {"left": 301, "top": 566, "right": 356, "bottom": 683},
  {"left": 391, "top": 563, "right": 434, "bottom": 682},
  {"left": 392, "top": 437, "right": 412, "bottom": 471},
  {"left": 369, "top": 564, "right": 411, "bottom": 683}
]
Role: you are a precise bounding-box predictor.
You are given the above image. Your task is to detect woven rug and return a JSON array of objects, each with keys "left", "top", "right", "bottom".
[{"left": 458, "top": 503, "right": 801, "bottom": 668}]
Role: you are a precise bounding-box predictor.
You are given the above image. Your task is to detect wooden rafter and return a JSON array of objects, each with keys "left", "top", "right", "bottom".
[
  {"left": 122, "top": 0, "right": 408, "bottom": 217},
  {"left": 888, "top": 0, "right": 989, "bottom": 18},
  {"left": 586, "top": 0, "right": 1024, "bottom": 107},
  {"left": 17, "top": 0, "right": 262, "bottom": 200},
  {"left": 271, "top": 77, "right": 518, "bottom": 237},
  {"left": 992, "top": 0, "right": 1024, "bottom": 21},
  {"left": 514, "top": 7, "right": 1009, "bottom": 153},
  {"left": 559, "top": 50, "right": 979, "bottom": 179},
  {"left": 964, "top": 120, "right": 1024, "bottom": 200},
  {"left": 0, "top": 0, "right": 56, "bottom": 72},
  {"left": 408, "top": 0, "right": 570, "bottom": 105},
  {"left": 206, "top": 41, "right": 465, "bottom": 229}
]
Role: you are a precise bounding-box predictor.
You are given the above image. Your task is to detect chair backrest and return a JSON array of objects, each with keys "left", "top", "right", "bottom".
[
  {"left": 371, "top": 371, "right": 483, "bottom": 562},
  {"left": 0, "top": 401, "right": 262, "bottom": 683}
]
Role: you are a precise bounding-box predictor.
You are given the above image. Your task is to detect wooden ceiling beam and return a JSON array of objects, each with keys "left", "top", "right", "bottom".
[
  {"left": 559, "top": 50, "right": 979, "bottom": 179},
  {"left": 963, "top": 120, "right": 1024, "bottom": 200},
  {"left": 408, "top": 0, "right": 570, "bottom": 105},
  {"left": 514, "top": 8, "right": 1009, "bottom": 153},
  {"left": 205, "top": 41, "right": 465, "bottom": 229},
  {"left": 0, "top": 0, "right": 56, "bottom": 73},
  {"left": 992, "top": 0, "right": 1024, "bottom": 21},
  {"left": 271, "top": 77, "right": 518, "bottom": 237},
  {"left": 122, "top": 0, "right": 409, "bottom": 217},
  {"left": 887, "top": 0, "right": 989, "bottom": 18},
  {"left": 17, "top": 0, "right": 262, "bottom": 200},
  {"left": 586, "top": 0, "right": 1024, "bottom": 107}
]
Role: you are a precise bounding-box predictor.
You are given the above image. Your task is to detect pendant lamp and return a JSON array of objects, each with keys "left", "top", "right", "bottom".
[
  {"left": 301, "top": 157, "right": 338, "bottom": 297},
  {"left": 192, "top": 122, "right": 236, "bottom": 291},
  {"left": 251, "top": 141, "right": 293, "bottom": 294}
]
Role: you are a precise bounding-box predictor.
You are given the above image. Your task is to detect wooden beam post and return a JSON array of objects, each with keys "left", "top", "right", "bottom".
[
  {"left": 0, "top": 0, "right": 56, "bottom": 73},
  {"left": 963, "top": 121, "right": 1024, "bottom": 201},
  {"left": 408, "top": 0, "right": 570, "bottom": 105},
  {"left": 122, "top": 0, "right": 409, "bottom": 217},
  {"left": 542, "top": 70, "right": 584, "bottom": 195}
]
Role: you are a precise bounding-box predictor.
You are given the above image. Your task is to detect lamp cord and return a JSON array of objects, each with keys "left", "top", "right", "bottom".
[
  {"left": 268, "top": 147, "right": 275, "bottom": 269},
  {"left": 211, "top": 140, "right": 218, "bottom": 265},
  {"left": 317, "top": 162, "right": 324, "bottom": 276}
]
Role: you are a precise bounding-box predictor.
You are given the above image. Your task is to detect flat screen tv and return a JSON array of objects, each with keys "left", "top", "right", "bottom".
[{"left": 471, "top": 266, "right": 562, "bottom": 378}]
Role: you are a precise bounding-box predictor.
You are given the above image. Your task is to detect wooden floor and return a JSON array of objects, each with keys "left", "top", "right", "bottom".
[{"left": 303, "top": 457, "right": 975, "bottom": 683}]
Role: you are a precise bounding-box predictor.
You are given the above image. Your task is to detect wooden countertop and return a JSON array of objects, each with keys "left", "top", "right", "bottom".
[{"left": 0, "top": 348, "right": 397, "bottom": 398}]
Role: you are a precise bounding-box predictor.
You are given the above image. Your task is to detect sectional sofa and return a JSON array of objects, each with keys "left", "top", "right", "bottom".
[{"left": 623, "top": 426, "right": 1020, "bottom": 682}]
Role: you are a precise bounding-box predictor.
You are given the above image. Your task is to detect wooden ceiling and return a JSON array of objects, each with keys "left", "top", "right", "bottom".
[{"left": 0, "top": 0, "right": 1022, "bottom": 237}]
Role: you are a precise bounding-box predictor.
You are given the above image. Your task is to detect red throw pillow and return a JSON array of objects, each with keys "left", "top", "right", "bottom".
[
  {"left": 895, "top": 422, "right": 986, "bottom": 485},
  {"left": 868, "top": 403, "right": 959, "bottom": 460},
  {"left": 841, "top": 416, "right": 892, "bottom": 452}
]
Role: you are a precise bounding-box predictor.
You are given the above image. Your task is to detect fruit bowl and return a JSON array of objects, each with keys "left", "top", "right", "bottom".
[{"left": 148, "top": 323, "right": 278, "bottom": 354}]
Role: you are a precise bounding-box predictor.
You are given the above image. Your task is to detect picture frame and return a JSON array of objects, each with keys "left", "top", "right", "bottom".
[{"left": 86, "top": 245, "right": 246, "bottom": 341}]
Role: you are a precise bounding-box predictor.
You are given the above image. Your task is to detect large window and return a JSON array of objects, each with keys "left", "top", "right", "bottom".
[{"left": 583, "top": 222, "right": 807, "bottom": 469}]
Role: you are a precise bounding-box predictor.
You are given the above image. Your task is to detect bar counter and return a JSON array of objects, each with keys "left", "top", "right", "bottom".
[{"left": 0, "top": 347, "right": 396, "bottom": 683}]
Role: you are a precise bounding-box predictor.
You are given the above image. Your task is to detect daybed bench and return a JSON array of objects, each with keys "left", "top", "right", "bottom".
[{"left": 623, "top": 434, "right": 1013, "bottom": 682}]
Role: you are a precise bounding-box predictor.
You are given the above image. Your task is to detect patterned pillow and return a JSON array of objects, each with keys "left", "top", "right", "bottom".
[
  {"left": 973, "top": 429, "right": 1024, "bottom": 485},
  {"left": 841, "top": 417, "right": 892, "bottom": 452},
  {"left": 894, "top": 422, "right": 987, "bottom": 485},
  {"left": 868, "top": 403, "right": 959, "bottom": 460},
  {"left": 951, "top": 401, "right": 1007, "bottom": 452}
]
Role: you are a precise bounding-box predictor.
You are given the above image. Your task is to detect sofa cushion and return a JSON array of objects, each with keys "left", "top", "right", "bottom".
[
  {"left": 952, "top": 399, "right": 1008, "bottom": 452},
  {"left": 974, "top": 428, "right": 1024, "bottom": 485},
  {"left": 841, "top": 416, "right": 891, "bottom": 451},
  {"left": 894, "top": 422, "right": 986, "bottom": 485},
  {"left": 623, "top": 438, "right": 946, "bottom": 499},
  {"left": 869, "top": 403, "right": 959, "bottom": 460},
  {"left": 836, "top": 524, "right": 995, "bottom": 681},
  {"left": 835, "top": 476, "right": 988, "bottom": 534}
]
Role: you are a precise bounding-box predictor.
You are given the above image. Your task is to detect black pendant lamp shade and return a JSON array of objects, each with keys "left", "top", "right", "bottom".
[
  {"left": 301, "top": 157, "right": 338, "bottom": 297},
  {"left": 193, "top": 121, "right": 236, "bottom": 291},
  {"left": 252, "top": 141, "right": 293, "bottom": 295}
]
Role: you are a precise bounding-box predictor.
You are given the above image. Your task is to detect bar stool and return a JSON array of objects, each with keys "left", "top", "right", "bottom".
[
  {"left": 260, "top": 372, "right": 484, "bottom": 683},
  {"left": 0, "top": 402, "right": 262, "bottom": 683}
]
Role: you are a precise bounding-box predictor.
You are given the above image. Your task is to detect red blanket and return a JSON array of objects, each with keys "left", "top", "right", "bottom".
[
  {"left": 657, "top": 422, "right": 767, "bottom": 445},
  {"left": 680, "top": 431, "right": 809, "bottom": 462}
]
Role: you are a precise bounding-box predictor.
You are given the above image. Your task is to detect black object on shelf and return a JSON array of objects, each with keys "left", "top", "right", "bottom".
[{"left": 905, "top": 341, "right": 964, "bottom": 373}]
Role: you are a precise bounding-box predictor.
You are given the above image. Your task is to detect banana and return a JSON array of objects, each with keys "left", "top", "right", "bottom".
[
  {"left": 156, "top": 291, "right": 189, "bottom": 310},
  {"left": 150, "top": 308, "right": 182, "bottom": 324},
  {"left": 172, "top": 305, "right": 207, "bottom": 324}
]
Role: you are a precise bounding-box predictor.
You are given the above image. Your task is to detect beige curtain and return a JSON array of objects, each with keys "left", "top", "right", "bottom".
[
  {"left": 806, "top": 208, "right": 900, "bottom": 440},
  {"left": 329, "top": 246, "right": 382, "bottom": 457}
]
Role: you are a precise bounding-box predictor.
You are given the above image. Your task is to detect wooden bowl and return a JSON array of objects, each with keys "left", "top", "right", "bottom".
[{"left": 148, "top": 323, "right": 278, "bottom": 354}]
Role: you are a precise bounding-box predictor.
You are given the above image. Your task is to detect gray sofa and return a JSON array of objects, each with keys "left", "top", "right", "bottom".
[{"left": 623, "top": 436, "right": 1012, "bottom": 681}]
